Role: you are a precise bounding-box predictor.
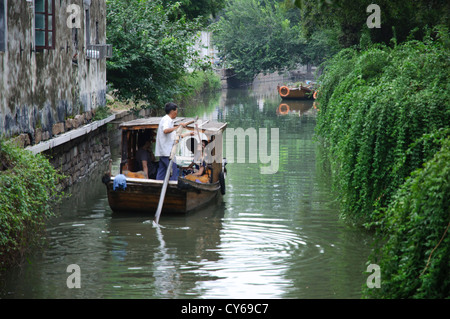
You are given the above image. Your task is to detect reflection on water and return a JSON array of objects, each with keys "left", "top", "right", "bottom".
[
  {"left": 276, "top": 100, "right": 316, "bottom": 117},
  {"left": 0, "top": 79, "right": 373, "bottom": 299}
]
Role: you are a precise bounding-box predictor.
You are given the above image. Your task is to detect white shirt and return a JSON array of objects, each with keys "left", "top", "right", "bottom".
[{"left": 155, "top": 115, "right": 176, "bottom": 157}]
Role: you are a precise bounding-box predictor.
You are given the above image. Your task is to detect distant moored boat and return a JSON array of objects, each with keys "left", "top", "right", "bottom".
[{"left": 277, "top": 84, "right": 315, "bottom": 100}]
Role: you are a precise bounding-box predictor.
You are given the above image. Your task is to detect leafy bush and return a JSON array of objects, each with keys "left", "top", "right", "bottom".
[
  {"left": 315, "top": 30, "right": 450, "bottom": 226},
  {"left": 178, "top": 70, "right": 221, "bottom": 98},
  {"left": 0, "top": 140, "right": 64, "bottom": 269},
  {"left": 364, "top": 136, "right": 450, "bottom": 298},
  {"left": 92, "top": 106, "right": 113, "bottom": 121}
]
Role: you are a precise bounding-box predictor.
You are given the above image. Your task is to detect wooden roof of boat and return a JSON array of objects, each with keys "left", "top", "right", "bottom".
[{"left": 119, "top": 117, "right": 227, "bottom": 133}]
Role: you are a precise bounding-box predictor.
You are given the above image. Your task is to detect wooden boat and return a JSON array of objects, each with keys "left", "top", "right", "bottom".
[
  {"left": 102, "top": 117, "right": 227, "bottom": 214},
  {"left": 277, "top": 84, "right": 315, "bottom": 100}
]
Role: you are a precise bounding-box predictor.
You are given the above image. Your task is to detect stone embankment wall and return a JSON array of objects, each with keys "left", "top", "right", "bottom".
[{"left": 46, "top": 122, "right": 111, "bottom": 189}]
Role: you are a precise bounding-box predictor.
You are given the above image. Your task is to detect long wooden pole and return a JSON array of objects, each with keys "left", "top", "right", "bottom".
[
  {"left": 154, "top": 117, "right": 196, "bottom": 225},
  {"left": 153, "top": 157, "right": 173, "bottom": 225}
]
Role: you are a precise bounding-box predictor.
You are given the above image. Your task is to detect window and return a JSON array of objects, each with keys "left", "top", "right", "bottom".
[
  {"left": 35, "top": 0, "right": 55, "bottom": 50},
  {"left": 95, "top": 21, "right": 99, "bottom": 44},
  {"left": 85, "top": 9, "right": 90, "bottom": 46},
  {"left": 0, "top": 0, "right": 6, "bottom": 52}
]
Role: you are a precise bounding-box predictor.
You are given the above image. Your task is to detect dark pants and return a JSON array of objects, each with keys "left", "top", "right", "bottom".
[{"left": 156, "top": 157, "right": 178, "bottom": 181}]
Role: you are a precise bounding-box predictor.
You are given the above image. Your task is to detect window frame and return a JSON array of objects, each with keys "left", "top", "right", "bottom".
[
  {"left": 85, "top": 9, "right": 90, "bottom": 46},
  {"left": 35, "top": 0, "right": 55, "bottom": 50}
]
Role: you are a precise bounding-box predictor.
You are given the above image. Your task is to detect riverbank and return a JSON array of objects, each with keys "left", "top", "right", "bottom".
[{"left": 315, "top": 33, "right": 449, "bottom": 298}]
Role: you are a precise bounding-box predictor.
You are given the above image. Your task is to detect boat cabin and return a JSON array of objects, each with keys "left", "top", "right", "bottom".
[{"left": 118, "top": 117, "right": 227, "bottom": 184}]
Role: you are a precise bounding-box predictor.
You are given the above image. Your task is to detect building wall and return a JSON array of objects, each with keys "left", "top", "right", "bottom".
[
  {"left": 0, "top": 0, "right": 107, "bottom": 142},
  {"left": 188, "top": 31, "right": 219, "bottom": 72}
]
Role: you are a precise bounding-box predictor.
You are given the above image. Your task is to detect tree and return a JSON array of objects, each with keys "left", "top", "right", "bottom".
[
  {"left": 106, "top": 0, "right": 202, "bottom": 105},
  {"left": 212, "top": 0, "right": 305, "bottom": 82},
  {"left": 164, "top": 0, "right": 225, "bottom": 25}
]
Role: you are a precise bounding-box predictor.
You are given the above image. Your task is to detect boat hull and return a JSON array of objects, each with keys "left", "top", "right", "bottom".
[
  {"left": 278, "top": 85, "right": 314, "bottom": 100},
  {"left": 104, "top": 176, "right": 221, "bottom": 214}
]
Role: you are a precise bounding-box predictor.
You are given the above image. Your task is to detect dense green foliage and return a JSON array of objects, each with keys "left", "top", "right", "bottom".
[
  {"left": 315, "top": 29, "right": 450, "bottom": 298},
  {"left": 175, "top": 70, "right": 221, "bottom": 102},
  {"left": 92, "top": 106, "right": 113, "bottom": 121},
  {"left": 214, "top": 0, "right": 450, "bottom": 82},
  {"left": 106, "top": 0, "right": 205, "bottom": 104},
  {"left": 364, "top": 136, "right": 450, "bottom": 298},
  {"left": 212, "top": 0, "right": 341, "bottom": 82},
  {"left": 164, "top": 0, "right": 225, "bottom": 25},
  {"left": 315, "top": 31, "right": 450, "bottom": 226},
  {"left": 0, "top": 141, "right": 63, "bottom": 269},
  {"left": 294, "top": 0, "right": 450, "bottom": 48},
  {"left": 212, "top": 0, "right": 306, "bottom": 81}
]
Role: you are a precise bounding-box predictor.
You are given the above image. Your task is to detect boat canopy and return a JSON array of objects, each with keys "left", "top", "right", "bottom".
[{"left": 119, "top": 117, "right": 227, "bottom": 134}]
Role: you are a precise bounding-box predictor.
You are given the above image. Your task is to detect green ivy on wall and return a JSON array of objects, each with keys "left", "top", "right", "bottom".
[{"left": 315, "top": 27, "right": 449, "bottom": 298}]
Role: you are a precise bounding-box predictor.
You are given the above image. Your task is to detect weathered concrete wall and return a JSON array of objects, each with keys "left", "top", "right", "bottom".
[{"left": 0, "top": 0, "right": 107, "bottom": 143}]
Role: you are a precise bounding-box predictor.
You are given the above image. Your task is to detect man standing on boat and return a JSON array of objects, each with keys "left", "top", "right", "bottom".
[{"left": 155, "top": 102, "right": 193, "bottom": 181}]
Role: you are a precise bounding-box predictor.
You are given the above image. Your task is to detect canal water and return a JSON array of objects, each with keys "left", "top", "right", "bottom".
[{"left": 0, "top": 79, "right": 374, "bottom": 299}]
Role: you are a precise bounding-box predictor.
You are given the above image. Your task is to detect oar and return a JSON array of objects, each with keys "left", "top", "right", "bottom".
[{"left": 154, "top": 117, "right": 197, "bottom": 225}]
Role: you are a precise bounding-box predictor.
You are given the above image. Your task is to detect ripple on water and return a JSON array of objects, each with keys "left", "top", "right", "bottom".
[{"left": 180, "top": 211, "right": 332, "bottom": 298}]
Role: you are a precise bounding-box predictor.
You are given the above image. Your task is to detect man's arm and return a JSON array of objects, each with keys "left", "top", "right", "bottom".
[
  {"left": 142, "top": 160, "right": 149, "bottom": 179},
  {"left": 163, "top": 122, "right": 189, "bottom": 134},
  {"left": 163, "top": 127, "right": 177, "bottom": 134}
]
